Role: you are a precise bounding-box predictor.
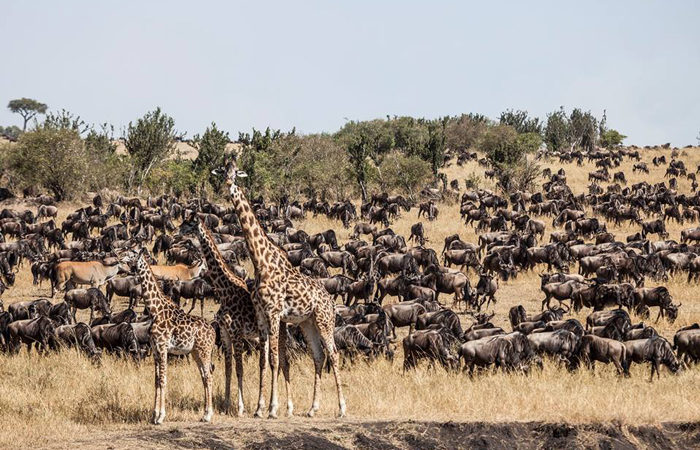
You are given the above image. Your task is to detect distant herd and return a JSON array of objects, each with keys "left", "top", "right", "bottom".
[{"left": 1, "top": 147, "right": 700, "bottom": 420}]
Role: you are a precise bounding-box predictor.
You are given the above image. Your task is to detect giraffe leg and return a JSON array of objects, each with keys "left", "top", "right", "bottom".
[
  {"left": 254, "top": 316, "right": 270, "bottom": 418},
  {"left": 278, "top": 322, "right": 294, "bottom": 417},
  {"left": 315, "top": 312, "right": 347, "bottom": 418},
  {"left": 193, "top": 347, "right": 214, "bottom": 423},
  {"left": 219, "top": 325, "right": 234, "bottom": 415},
  {"left": 233, "top": 339, "right": 246, "bottom": 417},
  {"left": 153, "top": 345, "right": 168, "bottom": 425},
  {"left": 299, "top": 320, "right": 325, "bottom": 417},
  {"left": 267, "top": 319, "right": 281, "bottom": 419}
]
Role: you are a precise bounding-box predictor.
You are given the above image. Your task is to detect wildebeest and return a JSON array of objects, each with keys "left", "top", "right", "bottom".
[
  {"left": 65, "top": 288, "right": 112, "bottom": 323},
  {"left": 403, "top": 327, "right": 458, "bottom": 371},
  {"left": 673, "top": 324, "right": 700, "bottom": 365},
  {"left": 91, "top": 323, "right": 140, "bottom": 358},
  {"left": 55, "top": 322, "right": 101, "bottom": 361},
  {"left": 633, "top": 287, "right": 678, "bottom": 323},
  {"left": 7, "top": 316, "right": 58, "bottom": 354},
  {"left": 624, "top": 337, "right": 681, "bottom": 380},
  {"left": 578, "top": 334, "right": 628, "bottom": 375}
]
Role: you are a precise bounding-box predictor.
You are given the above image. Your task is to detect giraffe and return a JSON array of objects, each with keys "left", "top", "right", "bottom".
[
  {"left": 126, "top": 248, "right": 216, "bottom": 425},
  {"left": 222, "top": 160, "right": 346, "bottom": 418},
  {"left": 183, "top": 216, "right": 292, "bottom": 417}
]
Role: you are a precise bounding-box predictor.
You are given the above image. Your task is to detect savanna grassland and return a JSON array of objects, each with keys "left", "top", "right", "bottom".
[{"left": 1, "top": 147, "right": 700, "bottom": 449}]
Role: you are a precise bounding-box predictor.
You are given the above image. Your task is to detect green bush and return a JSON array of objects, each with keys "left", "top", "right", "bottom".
[{"left": 376, "top": 151, "right": 432, "bottom": 199}]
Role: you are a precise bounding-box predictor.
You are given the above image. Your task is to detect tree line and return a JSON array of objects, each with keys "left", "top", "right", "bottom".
[{"left": 0, "top": 97, "right": 626, "bottom": 202}]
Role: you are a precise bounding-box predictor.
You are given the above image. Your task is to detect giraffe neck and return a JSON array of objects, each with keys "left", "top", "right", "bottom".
[
  {"left": 229, "top": 187, "right": 279, "bottom": 274},
  {"left": 196, "top": 222, "right": 247, "bottom": 294},
  {"left": 136, "top": 258, "right": 170, "bottom": 316}
]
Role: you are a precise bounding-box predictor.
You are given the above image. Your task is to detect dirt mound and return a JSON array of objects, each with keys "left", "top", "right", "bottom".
[{"left": 65, "top": 420, "right": 700, "bottom": 449}]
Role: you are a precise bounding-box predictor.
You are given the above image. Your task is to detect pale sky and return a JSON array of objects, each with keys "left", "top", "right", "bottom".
[{"left": 1, "top": 1, "right": 699, "bottom": 145}]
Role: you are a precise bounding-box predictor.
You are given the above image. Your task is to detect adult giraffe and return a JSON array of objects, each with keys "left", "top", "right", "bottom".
[
  {"left": 182, "top": 216, "right": 291, "bottom": 417},
  {"left": 222, "top": 159, "right": 346, "bottom": 418},
  {"left": 126, "top": 247, "right": 216, "bottom": 424}
]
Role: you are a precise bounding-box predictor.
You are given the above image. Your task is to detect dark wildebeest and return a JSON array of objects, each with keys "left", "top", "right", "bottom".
[
  {"left": 527, "top": 329, "right": 580, "bottom": 368},
  {"left": 633, "top": 287, "right": 677, "bottom": 323},
  {"left": 578, "top": 334, "right": 628, "bottom": 375},
  {"left": 163, "top": 278, "right": 213, "bottom": 317},
  {"left": 475, "top": 272, "right": 498, "bottom": 311},
  {"left": 408, "top": 222, "right": 426, "bottom": 246},
  {"left": 459, "top": 335, "right": 513, "bottom": 375},
  {"left": 7, "top": 316, "right": 58, "bottom": 354},
  {"left": 55, "top": 322, "right": 101, "bottom": 361},
  {"left": 106, "top": 276, "right": 143, "bottom": 309},
  {"left": 673, "top": 324, "right": 700, "bottom": 365},
  {"left": 91, "top": 323, "right": 140, "bottom": 358},
  {"left": 443, "top": 249, "right": 481, "bottom": 273},
  {"left": 91, "top": 308, "right": 138, "bottom": 327},
  {"left": 403, "top": 327, "right": 459, "bottom": 371},
  {"left": 624, "top": 337, "right": 681, "bottom": 380},
  {"left": 332, "top": 324, "right": 379, "bottom": 366},
  {"left": 383, "top": 302, "right": 426, "bottom": 338},
  {"left": 416, "top": 309, "right": 463, "bottom": 340},
  {"left": 540, "top": 280, "right": 590, "bottom": 311},
  {"left": 65, "top": 288, "right": 112, "bottom": 323}
]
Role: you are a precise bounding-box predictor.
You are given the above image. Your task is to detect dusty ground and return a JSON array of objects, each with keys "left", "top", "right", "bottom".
[
  {"left": 59, "top": 419, "right": 700, "bottom": 449},
  {"left": 1, "top": 146, "right": 699, "bottom": 448}
]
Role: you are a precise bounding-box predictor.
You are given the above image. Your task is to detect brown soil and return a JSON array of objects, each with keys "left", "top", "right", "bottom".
[{"left": 61, "top": 419, "right": 700, "bottom": 449}]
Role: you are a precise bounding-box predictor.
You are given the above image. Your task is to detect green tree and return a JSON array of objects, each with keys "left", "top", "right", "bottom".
[
  {"left": 423, "top": 118, "right": 448, "bottom": 175},
  {"left": 343, "top": 128, "right": 374, "bottom": 201},
  {"left": 43, "top": 109, "right": 89, "bottom": 134},
  {"left": 124, "top": 108, "right": 178, "bottom": 194},
  {"left": 499, "top": 109, "right": 542, "bottom": 135},
  {"left": 7, "top": 97, "right": 47, "bottom": 131},
  {"left": 6, "top": 127, "right": 88, "bottom": 201},
  {"left": 599, "top": 129, "right": 626, "bottom": 148},
  {"left": 444, "top": 113, "right": 489, "bottom": 151},
  {"left": 544, "top": 107, "right": 570, "bottom": 152},
  {"left": 192, "top": 122, "right": 230, "bottom": 195},
  {"left": 480, "top": 124, "right": 522, "bottom": 167},
  {"left": 569, "top": 108, "right": 598, "bottom": 152},
  {"left": 377, "top": 151, "right": 432, "bottom": 199}
]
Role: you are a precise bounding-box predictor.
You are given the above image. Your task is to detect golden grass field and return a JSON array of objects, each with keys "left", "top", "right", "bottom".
[{"left": 1, "top": 147, "right": 699, "bottom": 448}]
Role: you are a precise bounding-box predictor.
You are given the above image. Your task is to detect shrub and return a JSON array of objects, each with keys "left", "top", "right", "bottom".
[{"left": 376, "top": 151, "right": 432, "bottom": 200}]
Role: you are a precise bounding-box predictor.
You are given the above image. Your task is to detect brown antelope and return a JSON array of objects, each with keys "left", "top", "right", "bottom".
[
  {"left": 149, "top": 260, "right": 206, "bottom": 281},
  {"left": 53, "top": 260, "right": 128, "bottom": 296}
]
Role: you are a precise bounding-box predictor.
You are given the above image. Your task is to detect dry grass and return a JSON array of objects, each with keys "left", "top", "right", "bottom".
[{"left": 1, "top": 147, "right": 700, "bottom": 447}]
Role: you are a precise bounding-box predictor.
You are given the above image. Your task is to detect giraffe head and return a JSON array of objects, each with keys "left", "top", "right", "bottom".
[{"left": 216, "top": 158, "right": 247, "bottom": 196}]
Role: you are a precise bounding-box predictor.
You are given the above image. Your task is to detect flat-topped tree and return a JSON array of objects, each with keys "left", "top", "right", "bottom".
[{"left": 7, "top": 97, "right": 47, "bottom": 131}]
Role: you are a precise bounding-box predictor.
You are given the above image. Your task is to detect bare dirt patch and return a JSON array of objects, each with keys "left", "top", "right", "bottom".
[{"left": 61, "top": 419, "right": 700, "bottom": 449}]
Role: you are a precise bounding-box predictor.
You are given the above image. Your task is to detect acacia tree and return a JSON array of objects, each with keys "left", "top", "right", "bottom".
[
  {"left": 125, "top": 108, "right": 178, "bottom": 194},
  {"left": 192, "top": 122, "right": 230, "bottom": 196},
  {"left": 344, "top": 130, "right": 374, "bottom": 201},
  {"left": 7, "top": 98, "right": 48, "bottom": 131}
]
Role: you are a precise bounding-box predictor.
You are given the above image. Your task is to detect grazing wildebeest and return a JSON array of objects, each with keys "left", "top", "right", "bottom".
[
  {"left": 624, "top": 337, "right": 681, "bottom": 380},
  {"left": 403, "top": 327, "right": 459, "bottom": 371},
  {"left": 633, "top": 287, "right": 677, "bottom": 323},
  {"left": 163, "top": 278, "right": 213, "bottom": 317},
  {"left": 7, "top": 316, "right": 58, "bottom": 354},
  {"left": 65, "top": 288, "right": 112, "bottom": 323},
  {"left": 55, "top": 322, "right": 101, "bottom": 361},
  {"left": 578, "top": 334, "right": 628, "bottom": 375},
  {"left": 91, "top": 322, "right": 140, "bottom": 358},
  {"left": 673, "top": 324, "right": 700, "bottom": 365}
]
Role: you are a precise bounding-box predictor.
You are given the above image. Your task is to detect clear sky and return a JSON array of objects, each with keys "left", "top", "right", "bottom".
[{"left": 1, "top": 1, "right": 698, "bottom": 145}]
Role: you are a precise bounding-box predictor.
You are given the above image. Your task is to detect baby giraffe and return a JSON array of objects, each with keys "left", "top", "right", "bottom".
[{"left": 127, "top": 248, "right": 216, "bottom": 425}]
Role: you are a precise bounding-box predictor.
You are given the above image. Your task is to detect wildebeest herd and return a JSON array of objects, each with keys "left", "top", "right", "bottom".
[{"left": 1, "top": 148, "right": 700, "bottom": 424}]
